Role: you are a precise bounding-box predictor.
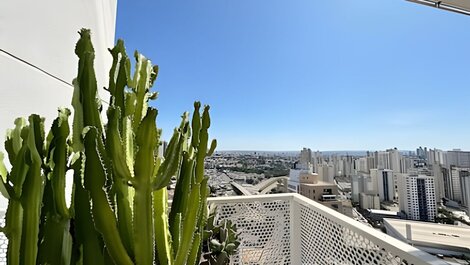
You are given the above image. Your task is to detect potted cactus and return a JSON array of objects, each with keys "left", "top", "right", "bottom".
[{"left": 0, "top": 29, "right": 237, "bottom": 265}]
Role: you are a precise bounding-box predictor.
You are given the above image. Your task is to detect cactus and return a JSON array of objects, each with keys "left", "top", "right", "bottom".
[
  {"left": 0, "top": 29, "right": 231, "bottom": 265},
  {"left": 201, "top": 207, "right": 240, "bottom": 265}
]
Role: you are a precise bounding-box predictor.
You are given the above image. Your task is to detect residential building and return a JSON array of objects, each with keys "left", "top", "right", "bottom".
[
  {"left": 355, "top": 157, "right": 369, "bottom": 173},
  {"left": 351, "top": 174, "right": 364, "bottom": 203},
  {"left": 359, "top": 193, "right": 380, "bottom": 210},
  {"left": 447, "top": 149, "right": 470, "bottom": 168},
  {"left": 459, "top": 169, "right": 470, "bottom": 215},
  {"left": 449, "top": 166, "right": 468, "bottom": 203},
  {"left": 300, "top": 147, "right": 313, "bottom": 169},
  {"left": 371, "top": 169, "right": 395, "bottom": 201},
  {"left": 317, "top": 163, "right": 335, "bottom": 183},
  {"left": 377, "top": 152, "right": 391, "bottom": 170},
  {"left": 298, "top": 172, "right": 352, "bottom": 217},
  {"left": 387, "top": 148, "right": 402, "bottom": 173},
  {"left": 288, "top": 162, "right": 312, "bottom": 193},
  {"left": 398, "top": 174, "right": 437, "bottom": 221}
]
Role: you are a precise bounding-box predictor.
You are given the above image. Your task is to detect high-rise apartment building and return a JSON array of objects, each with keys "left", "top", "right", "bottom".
[
  {"left": 449, "top": 166, "right": 466, "bottom": 203},
  {"left": 377, "top": 152, "right": 391, "bottom": 170},
  {"left": 447, "top": 150, "right": 470, "bottom": 168},
  {"left": 398, "top": 174, "right": 437, "bottom": 221},
  {"left": 288, "top": 162, "right": 313, "bottom": 193},
  {"left": 317, "top": 163, "right": 335, "bottom": 183},
  {"left": 371, "top": 169, "right": 395, "bottom": 201},
  {"left": 351, "top": 172, "right": 378, "bottom": 203},
  {"left": 359, "top": 193, "right": 380, "bottom": 210},
  {"left": 460, "top": 172, "right": 470, "bottom": 216},
  {"left": 300, "top": 148, "right": 313, "bottom": 169},
  {"left": 387, "top": 148, "right": 401, "bottom": 173}
]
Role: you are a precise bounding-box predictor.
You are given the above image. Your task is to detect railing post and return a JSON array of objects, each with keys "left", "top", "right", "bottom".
[{"left": 289, "top": 195, "right": 302, "bottom": 264}]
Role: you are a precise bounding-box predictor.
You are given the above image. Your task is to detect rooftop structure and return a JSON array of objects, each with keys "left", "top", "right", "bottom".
[
  {"left": 408, "top": 0, "right": 470, "bottom": 15},
  {"left": 384, "top": 218, "right": 470, "bottom": 257}
]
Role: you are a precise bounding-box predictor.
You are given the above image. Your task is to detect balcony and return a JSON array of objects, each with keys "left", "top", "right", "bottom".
[
  {"left": 209, "top": 193, "right": 445, "bottom": 265},
  {"left": 0, "top": 193, "right": 446, "bottom": 264}
]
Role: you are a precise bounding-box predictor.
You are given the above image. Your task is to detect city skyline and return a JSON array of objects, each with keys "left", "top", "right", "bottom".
[{"left": 116, "top": 1, "right": 470, "bottom": 151}]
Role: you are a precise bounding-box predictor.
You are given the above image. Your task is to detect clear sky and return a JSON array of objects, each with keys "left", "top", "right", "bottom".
[{"left": 116, "top": 0, "right": 470, "bottom": 151}]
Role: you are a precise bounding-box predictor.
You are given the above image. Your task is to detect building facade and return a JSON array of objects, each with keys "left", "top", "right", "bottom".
[
  {"left": 298, "top": 172, "right": 352, "bottom": 217},
  {"left": 371, "top": 169, "right": 395, "bottom": 202},
  {"left": 398, "top": 174, "right": 437, "bottom": 221}
]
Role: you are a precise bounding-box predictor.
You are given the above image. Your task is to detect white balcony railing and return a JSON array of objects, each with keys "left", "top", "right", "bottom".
[
  {"left": 0, "top": 193, "right": 447, "bottom": 264},
  {"left": 209, "top": 193, "right": 446, "bottom": 265}
]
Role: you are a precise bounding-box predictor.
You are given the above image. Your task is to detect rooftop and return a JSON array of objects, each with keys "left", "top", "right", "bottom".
[{"left": 384, "top": 218, "right": 470, "bottom": 254}]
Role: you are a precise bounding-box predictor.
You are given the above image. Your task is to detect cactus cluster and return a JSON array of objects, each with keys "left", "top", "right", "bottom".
[
  {"left": 201, "top": 207, "right": 240, "bottom": 265},
  {"left": 0, "top": 29, "right": 226, "bottom": 265}
]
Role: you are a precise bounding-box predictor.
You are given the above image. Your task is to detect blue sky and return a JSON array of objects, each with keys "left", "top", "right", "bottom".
[{"left": 116, "top": 0, "right": 470, "bottom": 151}]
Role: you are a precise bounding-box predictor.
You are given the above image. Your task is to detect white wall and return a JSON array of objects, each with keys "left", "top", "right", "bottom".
[
  {"left": 0, "top": 0, "right": 117, "bottom": 207},
  {"left": 0, "top": 0, "right": 117, "bottom": 147}
]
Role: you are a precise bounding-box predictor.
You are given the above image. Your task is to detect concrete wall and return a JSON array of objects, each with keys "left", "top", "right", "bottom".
[
  {"left": 0, "top": 0, "right": 117, "bottom": 208},
  {"left": 0, "top": 0, "right": 117, "bottom": 152}
]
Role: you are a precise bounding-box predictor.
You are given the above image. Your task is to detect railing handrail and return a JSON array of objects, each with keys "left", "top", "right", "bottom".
[{"left": 209, "top": 193, "right": 446, "bottom": 265}]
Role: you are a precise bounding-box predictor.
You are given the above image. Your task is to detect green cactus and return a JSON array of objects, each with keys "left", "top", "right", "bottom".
[
  {"left": 201, "top": 207, "right": 240, "bottom": 265},
  {"left": 0, "top": 28, "right": 232, "bottom": 265}
]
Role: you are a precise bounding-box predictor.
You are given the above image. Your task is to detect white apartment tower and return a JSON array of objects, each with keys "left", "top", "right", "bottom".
[
  {"left": 371, "top": 169, "right": 395, "bottom": 201},
  {"left": 300, "top": 148, "right": 313, "bottom": 168},
  {"left": 351, "top": 173, "right": 378, "bottom": 203},
  {"left": 460, "top": 172, "right": 470, "bottom": 216},
  {"left": 317, "top": 163, "right": 335, "bottom": 183},
  {"left": 449, "top": 166, "right": 468, "bottom": 203},
  {"left": 398, "top": 174, "right": 437, "bottom": 222}
]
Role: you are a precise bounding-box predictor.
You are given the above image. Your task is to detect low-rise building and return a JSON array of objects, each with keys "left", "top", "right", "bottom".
[{"left": 298, "top": 172, "right": 352, "bottom": 217}]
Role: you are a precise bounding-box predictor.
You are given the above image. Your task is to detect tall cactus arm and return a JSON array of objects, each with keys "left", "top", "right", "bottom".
[
  {"left": 133, "top": 108, "right": 159, "bottom": 265},
  {"left": 187, "top": 232, "right": 201, "bottom": 265},
  {"left": 5, "top": 200, "right": 23, "bottom": 265},
  {"left": 4, "top": 118, "right": 27, "bottom": 163},
  {"left": 70, "top": 155, "right": 105, "bottom": 265},
  {"left": 37, "top": 181, "right": 73, "bottom": 265},
  {"left": 152, "top": 128, "right": 184, "bottom": 191},
  {"left": 108, "top": 39, "right": 130, "bottom": 114},
  {"left": 191, "top": 102, "right": 201, "bottom": 149},
  {"left": 19, "top": 115, "right": 45, "bottom": 265},
  {"left": 83, "top": 127, "right": 133, "bottom": 265},
  {"left": 175, "top": 183, "right": 201, "bottom": 265},
  {"left": 195, "top": 106, "right": 211, "bottom": 183},
  {"left": 130, "top": 53, "right": 154, "bottom": 131},
  {"left": 47, "top": 108, "right": 71, "bottom": 218},
  {"left": 106, "top": 107, "right": 133, "bottom": 182},
  {"left": 0, "top": 153, "right": 13, "bottom": 199},
  {"left": 71, "top": 79, "right": 85, "bottom": 153},
  {"left": 169, "top": 152, "right": 194, "bottom": 233},
  {"left": 106, "top": 106, "right": 135, "bottom": 258},
  {"left": 153, "top": 187, "right": 174, "bottom": 265},
  {"left": 74, "top": 29, "right": 104, "bottom": 136},
  {"left": 153, "top": 114, "right": 188, "bottom": 191}
]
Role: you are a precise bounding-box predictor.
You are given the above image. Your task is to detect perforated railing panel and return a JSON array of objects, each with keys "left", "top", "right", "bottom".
[
  {"left": 299, "top": 203, "right": 410, "bottom": 265},
  {"left": 0, "top": 196, "right": 443, "bottom": 265},
  {"left": 212, "top": 199, "right": 291, "bottom": 265},
  {"left": 0, "top": 216, "right": 6, "bottom": 263}
]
